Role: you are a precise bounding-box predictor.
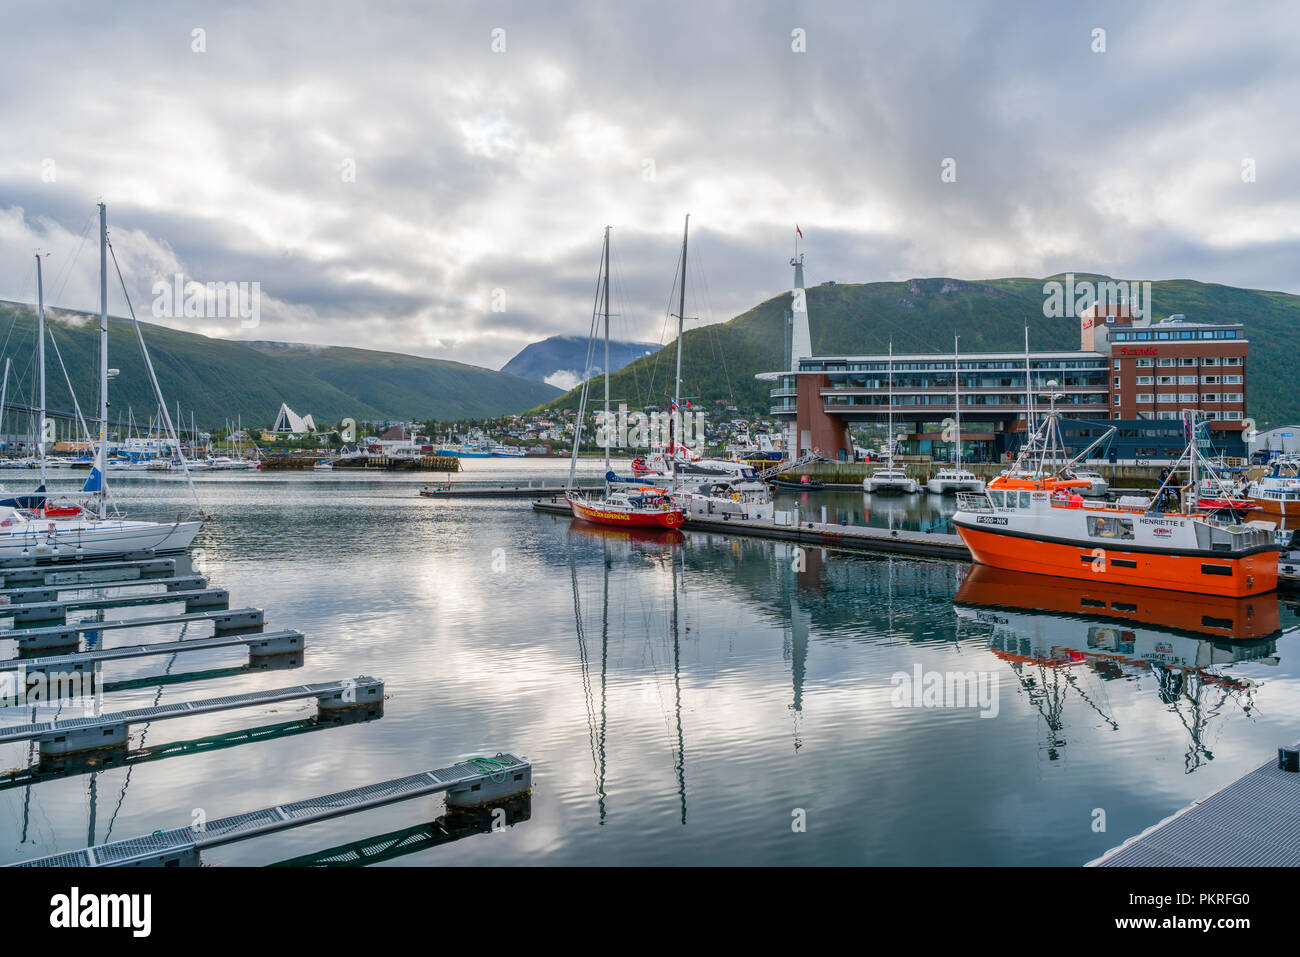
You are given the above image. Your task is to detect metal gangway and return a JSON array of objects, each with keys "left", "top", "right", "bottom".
[{"left": 758, "top": 450, "right": 824, "bottom": 481}]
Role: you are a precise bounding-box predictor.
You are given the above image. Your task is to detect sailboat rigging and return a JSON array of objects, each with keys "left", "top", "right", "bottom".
[
  {"left": 0, "top": 203, "right": 202, "bottom": 558},
  {"left": 566, "top": 225, "right": 685, "bottom": 529}
]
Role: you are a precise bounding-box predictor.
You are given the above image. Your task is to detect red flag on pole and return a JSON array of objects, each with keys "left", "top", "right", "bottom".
[{"left": 795, "top": 224, "right": 803, "bottom": 238}]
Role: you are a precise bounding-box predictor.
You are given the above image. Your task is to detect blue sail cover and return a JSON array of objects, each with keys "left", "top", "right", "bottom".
[
  {"left": 0, "top": 483, "right": 47, "bottom": 510},
  {"left": 82, "top": 467, "right": 103, "bottom": 493}
]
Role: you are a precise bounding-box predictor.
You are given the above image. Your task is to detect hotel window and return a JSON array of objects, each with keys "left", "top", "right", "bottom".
[
  {"left": 1137, "top": 358, "right": 1154, "bottom": 367},
  {"left": 1158, "top": 358, "right": 1175, "bottom": 367},
  {"left": 1203, "top": 411, "right": 1219, "bottom": 420},
  {"left": 1113, "top": 359, "right": 1121, "bottom": 369},
  {"left": 1202, "top": 357, "right": 1220, "bottom": 366},
  {"left": 1179, "top": 393, "right": 1198, "bottom": 402},
  {"left": 1203, "top": 375, "right": 1219, "bottom": 384},
  {"left": 1136, "top": 375, "right": 1153, "bottom": 385},
  {"left": 1158, "top": 394, "right": 1177, "bottom": 403},
  {"left": 1225, "top": 357, "right": 1242, "bottom": 365},
  {"left": 1113, "top": 395, "right": 1121, "bottom": 405},
  {"left": 1158, "top": 411, "right": 1178, "bottom": 420},
  {"left": 1203, "top": 393, "right": 1219, "bottom": 402},
  {"left": 1223, "top": 374, "right": 1242, "bottom": 385},
  {"left": 1180, "top": 357, "right": 1197, "bottom": 366},
  {"left": 1178, "top": 375, "right": 1197, "bottom": 385},
  {"left": 1137, "top": 394, "right": 1154, "bottom": 403},
  {"left": 1224, "top": 393, "right": 1244, "bottom": 402},
  {"left": 1157, "top": 376, "right": 1174, "bottom": 385}
]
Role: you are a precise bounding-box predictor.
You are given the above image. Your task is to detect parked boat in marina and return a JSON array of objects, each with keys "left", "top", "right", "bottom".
[
  {"left": 953, "top": 409, "right": 1277, "bottom": 597},
  {"left": 0, "top": 203, "right": 203, "bottom": 559},
  {"left": 865, "top": 344, "right": 919, "bottom": 494},
  {"left": 564, "top": 224, "right": 686, "bottom": 531},
  {"left": 924, "top": 337, "right": 985, "bottom": 495},
  {"left": 926, "top": 468, "right": 984, "bottom": 495},
  {"left": 1242, "top": 455, "right": 1300, "bottom": 521}
]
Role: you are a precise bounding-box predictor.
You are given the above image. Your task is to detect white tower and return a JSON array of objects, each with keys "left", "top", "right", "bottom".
[
  {"left": 786, "top": 253, "right": 812, "bottom": 455},
  {"left": 790, "top": 254, "right": 811, "bottom": 371}
]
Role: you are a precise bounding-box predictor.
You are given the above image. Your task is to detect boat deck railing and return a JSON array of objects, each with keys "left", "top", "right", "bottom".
[{"left": 955, "top": 492, "right": 991, "bottom": 512}]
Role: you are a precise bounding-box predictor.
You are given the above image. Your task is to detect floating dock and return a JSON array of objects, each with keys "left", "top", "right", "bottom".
[
  {"left": 11, "top": 753, "right": 531, "bottom": 866},
  {"left": 421, "top": 483, "right": 603, "bottom": 499},
  {"left": 1088, "top": 745, "right": 1300, "bottom": 866},
  {"left": 0, "top": 675, "right": 384, "bottom": 757},
  {"left": 2, "top": 586, "right": 228, "bottom": 624},
  {"left": 533, "top": 497, "right": 969, "bottom": 560},
  {"left": 0, "top": 629, "right": 303, "bottom": 675},
  {"left": 0, "top": 607, "right": 265, "bottom": 650}
]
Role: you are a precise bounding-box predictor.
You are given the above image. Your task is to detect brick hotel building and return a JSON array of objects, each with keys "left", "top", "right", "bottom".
[{"left": 760, "top": 266, "right": 1249, "bottom": 464}]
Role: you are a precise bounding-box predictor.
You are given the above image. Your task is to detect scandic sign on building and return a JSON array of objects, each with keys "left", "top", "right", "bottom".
[{"left": 1120, "top": 346, "right": 1158, "bottom": 356}]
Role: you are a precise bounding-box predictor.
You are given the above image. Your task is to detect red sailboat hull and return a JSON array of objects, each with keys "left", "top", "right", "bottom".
[{"left": 567, "top": 495, "right": 685, "bottom": 529}]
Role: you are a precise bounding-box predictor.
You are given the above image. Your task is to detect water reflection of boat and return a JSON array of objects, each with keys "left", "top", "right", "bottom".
[
  {"left": 566, "top": 519, "right": 688, "bottom": 825},
  {"left": 954, "top": 564, "right": 1278, "bottom": 768},
  {"left": 565, "top": 521, "right": 684, "bottom": 549},
  {"left": 955, "top": 565, "right": 1281, "bottom": 642}
]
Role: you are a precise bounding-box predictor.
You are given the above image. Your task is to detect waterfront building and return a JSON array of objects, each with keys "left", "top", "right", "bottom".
[{"left": 759, "top": 270, "right": 1250, "bottom": 463}]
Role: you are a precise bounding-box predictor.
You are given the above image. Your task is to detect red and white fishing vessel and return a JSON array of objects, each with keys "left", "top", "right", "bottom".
[
  {"left": 953, "top": 407, "right": 1278, "bottom": 598},
  {"left": 564, "top": 225, "right": 686, "bottom": 531},
  {"left": 567, "top": 487, "right": 685, "bottom": 528}
]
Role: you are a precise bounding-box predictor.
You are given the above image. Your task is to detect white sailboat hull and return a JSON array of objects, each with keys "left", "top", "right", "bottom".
[{"left": 0, "top": 518, "right": 201, "bottom": 560}]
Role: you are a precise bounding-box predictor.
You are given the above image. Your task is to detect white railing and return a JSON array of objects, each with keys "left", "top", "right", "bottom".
[{"left": 955, "top": 491, "right": 991, "bottom": 512}]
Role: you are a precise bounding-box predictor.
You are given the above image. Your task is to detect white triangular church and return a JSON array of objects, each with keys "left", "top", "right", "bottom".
[{"left": 271, "top": 403, "right": 316, "bottom": 434}]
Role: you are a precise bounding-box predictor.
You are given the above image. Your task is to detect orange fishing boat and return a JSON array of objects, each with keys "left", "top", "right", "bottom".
[{"left": 953, "top": 408, "right": 1278, "bottom": 598}]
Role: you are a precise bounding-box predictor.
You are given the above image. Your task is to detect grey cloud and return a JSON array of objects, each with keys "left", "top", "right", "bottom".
[{"left": 1, "top": 0, "right": 1297, "bottom": 370}]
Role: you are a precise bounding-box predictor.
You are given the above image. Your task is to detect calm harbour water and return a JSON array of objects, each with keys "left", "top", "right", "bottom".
[{"left": 1, "top": 457, "right": 1297, "bottom": 866}]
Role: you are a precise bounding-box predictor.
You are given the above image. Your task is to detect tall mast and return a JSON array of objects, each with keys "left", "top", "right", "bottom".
[
  {"left": 953, "top": 335, "right": 961, "bottom": 470},
  {"left": 35, "top": 254, "right": 47, "bottom": 488},
  {"left": 671, "top": 214, "right": 689, "bottom": 489},
  {"left": 0, "top": 359, "right": 10, "bottom": 454},
  {"left": 1023, "top": 325, "right": 1034, "bottom": 439},
  {"left": 887, "top": 342, "right": 894, "bottom": 468},
  {"left": 602, "top": 225, "right": 611, "bottom": 473},
  {"left": 97, "top": 202, "right": 109, "bottom": 519}
]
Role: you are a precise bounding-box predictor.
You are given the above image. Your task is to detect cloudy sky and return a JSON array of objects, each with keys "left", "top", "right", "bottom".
[{"left": 2, "top": 0, "right": 1297, "bottom": 371}]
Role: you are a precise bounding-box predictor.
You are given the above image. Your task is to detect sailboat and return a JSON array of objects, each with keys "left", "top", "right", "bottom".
[
  {"left": 926, "top": 335, "right": 984, "bottom": 494},
  {"left": 864, "top": 343, "right": 918, "bottom": 493},
  {"left": 566, "top": 225, "right": 685, "bottom": 530},
  {"left": 0, "top": 203, "right": 202, "bottom": 559}
]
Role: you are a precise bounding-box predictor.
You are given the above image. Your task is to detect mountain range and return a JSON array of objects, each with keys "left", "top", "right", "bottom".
[
  {"left": 532, "top": 276, "right": 1300, "bottom": 430},
  {"left": 0, "top": 300, "right": 561, "bottom": 429},
  {"left": 500, "top": 334, "right": 658, "bottom": 389}
]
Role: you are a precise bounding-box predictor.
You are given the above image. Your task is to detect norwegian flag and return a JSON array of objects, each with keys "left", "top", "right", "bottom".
[{"left": 795, "top": 224, "right": 803, "bottom": 238}]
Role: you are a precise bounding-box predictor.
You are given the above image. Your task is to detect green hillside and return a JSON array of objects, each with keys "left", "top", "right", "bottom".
[
  {"left": 0, "top": 301, "right": 560, "bottom": 429},
  {"left": 242, "top": 341, "right": 561, "bottom": 420},
  {"left": 534, "top": 276, "right": 1300, "bottom": 429}
]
